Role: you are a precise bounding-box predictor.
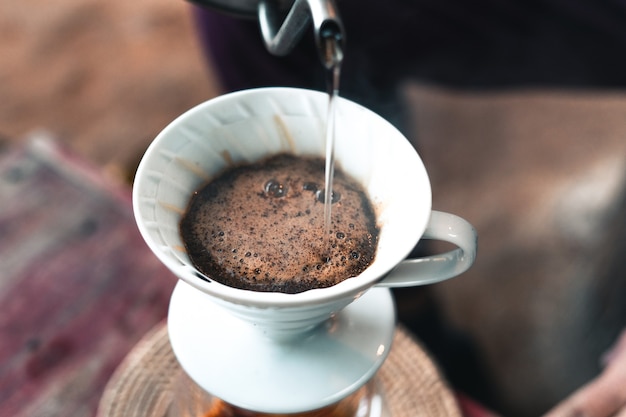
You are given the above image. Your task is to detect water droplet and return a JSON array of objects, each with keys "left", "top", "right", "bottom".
[
  {"left": 350, "top": 251, "right": 359, "bottom": 259},
  {"left": 316, "top": 189, "right": 341, "bottom": 203},
  {"left": 264, "top": 179, "right": 288, "bottom": 197},
  {"left": 336, "top": 232, "right": 345, "bottom": 239}
]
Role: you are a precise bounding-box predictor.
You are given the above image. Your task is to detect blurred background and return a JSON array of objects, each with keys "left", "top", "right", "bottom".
[
  {"left": 1, "top": 1, "right": 626, "bottom": 416},
  {"left": 0, "top": 0, "right": 220, "bottom": 180}
]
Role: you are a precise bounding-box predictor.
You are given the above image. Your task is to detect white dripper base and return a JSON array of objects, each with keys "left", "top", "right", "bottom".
[{"left": 167, "top": 280, "right": 396, "bottom": 414}]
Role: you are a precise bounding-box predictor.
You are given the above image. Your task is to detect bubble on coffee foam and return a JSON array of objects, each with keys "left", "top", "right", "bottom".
[
  {"left": 315, "top": 189, "right": 341, "bottom": 204},
  {"left": 264, "top": 179, "right": 288, "bottom": 198}
]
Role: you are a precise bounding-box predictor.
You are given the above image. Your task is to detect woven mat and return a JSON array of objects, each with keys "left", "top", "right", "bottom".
[{"left": 97, "top": 323, "right": 461, "bottom": 417}]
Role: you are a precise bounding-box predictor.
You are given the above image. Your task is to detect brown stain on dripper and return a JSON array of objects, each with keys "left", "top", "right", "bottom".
[
  {"left": 274, "top": 115, "right": 296, "bottom": 153},
  {"left": 175, "top": 156, "right": 212, "bottom": 183},
  {"left": 159, "top": 202, "right": 185, "bottom": 215},
  {"left": 158, "top": 157, "right": 212, "bottom": 264},
  {"left": 221, "top": 150, "right": 234, "bottom": 166}
]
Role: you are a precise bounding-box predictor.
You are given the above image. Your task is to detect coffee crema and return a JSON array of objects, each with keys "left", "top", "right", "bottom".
[{"left": 180, "top": 154, "right": 379, "bottom": 294}]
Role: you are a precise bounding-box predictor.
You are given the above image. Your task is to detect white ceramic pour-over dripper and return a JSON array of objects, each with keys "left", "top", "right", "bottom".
[{"left": 133, "top": 87, "right": 477, "bottom": 414}]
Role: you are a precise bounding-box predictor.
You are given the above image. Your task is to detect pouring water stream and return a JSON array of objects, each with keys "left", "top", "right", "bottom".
[{"left": 322, "top": 33, "right": 343, "bottom": 252}]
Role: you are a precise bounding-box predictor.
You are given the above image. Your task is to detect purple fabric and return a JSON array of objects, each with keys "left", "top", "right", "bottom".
[
  {"left": 193, "top": 0, "right": 626, "bottom": 91},
  {"left": 193, "top": 8, "right": 321, "bottom": 91}
]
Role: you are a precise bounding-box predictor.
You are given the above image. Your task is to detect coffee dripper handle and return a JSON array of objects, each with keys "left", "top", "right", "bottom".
[{"left": 376, "top": 211, "right": 478, "bottom": 287}]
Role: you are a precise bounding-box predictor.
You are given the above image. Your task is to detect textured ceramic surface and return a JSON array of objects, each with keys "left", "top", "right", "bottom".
[
  {"left": 132, "top": 87, "right": 477, "bottom": 413},
  {"left": 133, "top": 87, "right": 476, "bottom": 313},
  {"left": 168, "top": 281, "right": 395, "bottom": 413}
]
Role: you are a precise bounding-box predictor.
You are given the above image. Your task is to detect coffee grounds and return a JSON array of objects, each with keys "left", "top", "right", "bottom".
[{"left": 180, "top": 154, "right": 378, "bottom": 294}]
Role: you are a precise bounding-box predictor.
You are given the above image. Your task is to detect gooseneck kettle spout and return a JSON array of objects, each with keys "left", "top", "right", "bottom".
[{"left": 187, "top": 0, "right": 345, "bottom": 68}]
